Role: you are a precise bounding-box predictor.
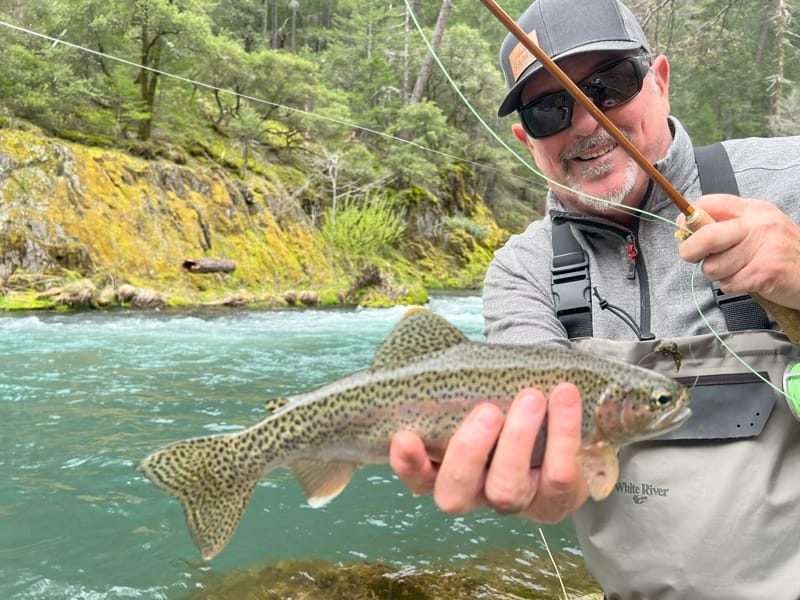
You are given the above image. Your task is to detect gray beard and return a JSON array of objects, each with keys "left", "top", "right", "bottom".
[{"left": 565, "top": 155, "right": 639, "bottom": 214}]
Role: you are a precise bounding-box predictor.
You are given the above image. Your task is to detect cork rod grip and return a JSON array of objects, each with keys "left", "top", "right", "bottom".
[{"left": 678, "top": 208, "right": 800, "bottom": 343}]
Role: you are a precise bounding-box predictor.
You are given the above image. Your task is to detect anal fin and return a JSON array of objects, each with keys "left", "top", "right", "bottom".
[{"left": 288, "top": 459, "right": 358, "bottom": 508}]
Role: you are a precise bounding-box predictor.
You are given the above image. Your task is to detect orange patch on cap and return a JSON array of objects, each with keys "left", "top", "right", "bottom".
[{"left": 508, "top": 30, "right": 539, "bottom": 82}]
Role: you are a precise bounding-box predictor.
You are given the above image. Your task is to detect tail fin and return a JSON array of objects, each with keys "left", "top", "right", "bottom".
[{"left": 137, "top": 434, "right": 259, "bottom": 560}]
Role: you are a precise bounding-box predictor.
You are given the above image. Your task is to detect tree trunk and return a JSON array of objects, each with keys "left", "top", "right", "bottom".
[
  {"left": 272, "top": 0, "right": 279, "bottom": 48},
  {"left": 409, "top": 0, "right": 452, "bottom": 104},
  {"left": 137, "top": 32, "right": 163, "bottom": 141},
  {"left": 403, "top": 7, "right": 410, "bottom": 102},
  {"left": 289, "top": 0, "right": 298, "bottom": 52},
  {"left": 770, "top": 0, "right": 790, "bottom": 122},
  {"left": 262, "top": 0, "right": 269, "bottom": 42}
]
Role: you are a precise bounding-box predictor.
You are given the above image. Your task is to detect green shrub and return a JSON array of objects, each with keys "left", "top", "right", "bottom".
[{"left": 321, "top": 192, "right": 406, "bottom": 262}]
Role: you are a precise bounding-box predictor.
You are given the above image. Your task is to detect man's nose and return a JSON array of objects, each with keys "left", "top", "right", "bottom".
[{"left": 569, "top": 101, "right": 602, "bottom": 136}]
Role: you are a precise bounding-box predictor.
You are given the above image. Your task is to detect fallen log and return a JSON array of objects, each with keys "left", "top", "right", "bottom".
[{"left": 182, "top": 257, "right": 236, "bottom": 274}]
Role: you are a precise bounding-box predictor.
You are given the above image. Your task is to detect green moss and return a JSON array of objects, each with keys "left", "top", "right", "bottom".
[
  {"left": 55, "top": 129, "right": 113, "bottom": 147},
  {"left": 0, "top": 125, "right": 510, "bottom": 312},
  {"left": 356, "top": 288, "right": 396, "bottom": 308},
  {"left": 396, "top": 285, "right": 428, "bottom": 306},
  {"left": 165, "top": 296, "right": 190, "bottom": 309},
  {"left": 317, "top": 289, "right": 343, "bottom": 306},
  {"left": 0, "top": 293, "right": 54, "bottom": 311}
]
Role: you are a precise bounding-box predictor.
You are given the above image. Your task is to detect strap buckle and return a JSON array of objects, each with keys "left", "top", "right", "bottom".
[{"left": 552, "top": 251, "right": 592, "bottom": 319}]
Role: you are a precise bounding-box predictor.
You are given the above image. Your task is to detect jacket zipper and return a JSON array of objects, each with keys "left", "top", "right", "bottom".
[
  {"left": 629, "top": 218, "right": 653, "bottom": 339},
  {"left": 626, "top": 233, "right": 638, "bottom": 280},
  {"left": 552, "top": 211, "right": 653, "bottom": 340}
]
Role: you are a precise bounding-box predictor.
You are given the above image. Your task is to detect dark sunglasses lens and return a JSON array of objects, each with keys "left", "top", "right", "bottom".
[
  {"left": 518, "top": 56, "right": 647, "bottom": 138},
  {"left": 581, "top": 59, "right": 643, "bottom": 109},
  {"left": 520, "top": 91, "right": 573, "bottom": 138}
]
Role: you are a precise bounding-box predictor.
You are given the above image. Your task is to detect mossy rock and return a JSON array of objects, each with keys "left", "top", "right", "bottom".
[{"left": 185, "top": 553, "right": 603, "bottom": 599}]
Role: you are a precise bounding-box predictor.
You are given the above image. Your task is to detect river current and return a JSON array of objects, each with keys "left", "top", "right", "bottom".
[{"left": 1, "top": 293, "right": 594, "bottom": 599}]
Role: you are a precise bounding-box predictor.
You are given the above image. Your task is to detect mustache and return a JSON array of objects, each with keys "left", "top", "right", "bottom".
[{"left": 560, "top": 129, "right": 633, "bottom": 163}]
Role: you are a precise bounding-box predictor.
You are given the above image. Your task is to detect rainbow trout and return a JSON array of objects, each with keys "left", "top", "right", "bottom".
[{"left": 138, "top": 308, "right": 691, "bottom": 560}]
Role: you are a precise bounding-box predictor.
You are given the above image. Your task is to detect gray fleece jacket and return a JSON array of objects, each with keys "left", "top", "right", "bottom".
[
  {"left": 484, "top": 117, "right": 800, "bottom": 346},
  {"left": 482, "top": 117, "right": 800, "bottom": 599}
]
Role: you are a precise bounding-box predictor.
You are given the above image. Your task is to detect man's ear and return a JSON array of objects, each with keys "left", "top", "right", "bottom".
[
  {"left": 650, "top": 55, "right": 670, "bottom": 100},
  {"left": 512, "top": 122, "right": 529, "bottom": 144}
]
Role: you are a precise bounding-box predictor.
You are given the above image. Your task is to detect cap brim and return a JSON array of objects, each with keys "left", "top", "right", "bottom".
[{"left": 497, "top": 41, "right": 644, "bottom": 117}]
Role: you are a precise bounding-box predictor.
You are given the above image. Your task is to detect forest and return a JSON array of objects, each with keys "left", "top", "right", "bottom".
[{"left": 0, "top": 0, "right": 798, "bottom": 308}]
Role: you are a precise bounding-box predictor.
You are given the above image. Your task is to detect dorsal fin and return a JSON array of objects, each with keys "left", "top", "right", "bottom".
[
  {"left": 371, "top": 307, "right": 467, "bottom": 368},
  {"left": 264, "top": 397, "right": 290, "bottom": 414}
]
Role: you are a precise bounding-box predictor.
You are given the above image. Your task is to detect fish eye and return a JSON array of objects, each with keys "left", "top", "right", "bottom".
[{"left": 652, "top": 390, "right": 672, "bottom": 408}]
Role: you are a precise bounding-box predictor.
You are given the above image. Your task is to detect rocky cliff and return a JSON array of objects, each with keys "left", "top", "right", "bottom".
[{"left": 0, "top": 125, "right": 507, "bottom": 310}]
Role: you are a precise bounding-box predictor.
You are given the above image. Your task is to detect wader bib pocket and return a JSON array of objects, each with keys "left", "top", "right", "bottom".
[
  {"left": 571, "top": 330, "right": 800, "bottom": 599},
  {"left": 572, "top": 329, "right": 798, "bottom": 441},
  {"left": 658, "top": 371, "right": 774, "bottom": 440}
]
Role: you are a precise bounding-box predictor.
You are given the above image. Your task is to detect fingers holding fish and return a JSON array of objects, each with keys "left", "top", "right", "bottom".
[
  {"left": 519, "top": 383, "right": 590, "bottom": 524},
  {"left": 483, "top": 388, "right": 546, "bottom": 515},
  {"left": 430, "top": 403, "right": 504, "bottom": 514},
  {"left": 416, "top": 385, "right": 588, "bottom": 521},
  {"left": 390, "top": 391, "right": 547, "bottom": 515},
  {"left": 389, "top": 430, "right": 439, "bottom": 496}
]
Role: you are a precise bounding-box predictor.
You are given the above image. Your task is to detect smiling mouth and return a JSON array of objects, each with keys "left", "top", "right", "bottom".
[{"left": 575, "top": 143, "right": 616, "bottom": 161}]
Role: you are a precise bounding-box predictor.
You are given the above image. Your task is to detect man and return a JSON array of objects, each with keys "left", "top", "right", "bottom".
[{"left": 390, "top": 0, "right": 800, "bottom": 597}]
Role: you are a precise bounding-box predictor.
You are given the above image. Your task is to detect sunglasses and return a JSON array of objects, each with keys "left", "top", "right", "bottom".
[{"left": 517, "top": 54, "right": 652, "bottom": 139}]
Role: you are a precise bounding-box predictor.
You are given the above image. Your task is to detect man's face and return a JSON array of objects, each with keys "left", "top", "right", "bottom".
[{"left": 513, "top": 52, "right": 672, "bottom": 223}]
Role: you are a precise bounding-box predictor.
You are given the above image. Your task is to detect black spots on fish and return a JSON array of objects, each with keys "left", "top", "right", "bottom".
[
  {"left": 264, "top": 397, "right": 290, "bottom": 413},
  {"left": 371, "top": 309, "right": 468, "bottom": 369},
  {"left": 414, "top": 372, "right": 444, "bottom": 393},
  {"left": 137, "top": 431, "right": 266, "bottom": 560},
  {"left": 146, "top": 462, "right": 172, "bottom": 488}
]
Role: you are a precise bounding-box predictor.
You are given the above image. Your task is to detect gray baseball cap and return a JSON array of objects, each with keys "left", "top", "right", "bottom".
[{"left": 498, "top": 0, "right": 650, "bottom": 117}]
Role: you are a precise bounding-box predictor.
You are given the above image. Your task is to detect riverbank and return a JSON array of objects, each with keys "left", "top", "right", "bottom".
[
  {"left": 0, "top": 124, "right": 515, "bottom": 312},
  {"left": 0, "top": 268, "right": 434, "bottom": 311}
]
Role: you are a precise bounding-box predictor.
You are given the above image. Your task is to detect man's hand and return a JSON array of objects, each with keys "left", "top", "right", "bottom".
[
  {"left": 389, "top": 383, "right": 590, "bottom": 523},
  {"left": 677, "top": 194, "right": 800, "bottom": 310}
]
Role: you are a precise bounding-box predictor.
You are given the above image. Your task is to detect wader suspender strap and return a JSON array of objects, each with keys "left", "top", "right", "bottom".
[
  {"left": 551, "top": 142, "right": 770, "bottom": 338},
  {"left": 551, "top": 219, "right": 593, "bottom": 338},
  {"left": 694, "top": 144, "right": 771, "bottom": 331}
]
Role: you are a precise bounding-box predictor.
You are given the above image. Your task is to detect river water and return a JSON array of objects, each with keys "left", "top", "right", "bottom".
[{"left": 1, "top": 293, "right": 596, "bottom": 599}]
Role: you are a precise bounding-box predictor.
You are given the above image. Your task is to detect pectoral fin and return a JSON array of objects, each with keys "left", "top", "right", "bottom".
[
  {"left": 578, "top": 445, "right": 619, "bottom": 501},
  {"left": 288, "top": 459, "right": 358, "bottom": 508}
]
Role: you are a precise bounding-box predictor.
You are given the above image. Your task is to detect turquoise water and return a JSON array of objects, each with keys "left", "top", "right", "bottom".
[{"left": 1, "top": 293, "right": 583, "bottom": 599}]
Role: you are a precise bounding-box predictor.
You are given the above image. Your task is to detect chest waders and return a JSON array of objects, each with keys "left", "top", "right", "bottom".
[{"left": 550, "top": 144, "right": 800, "bottom": 599}]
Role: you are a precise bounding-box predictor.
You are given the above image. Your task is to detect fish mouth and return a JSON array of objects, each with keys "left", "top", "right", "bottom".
[{"left": 651, "top": 405, "right": 692, "bottom": 435}]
